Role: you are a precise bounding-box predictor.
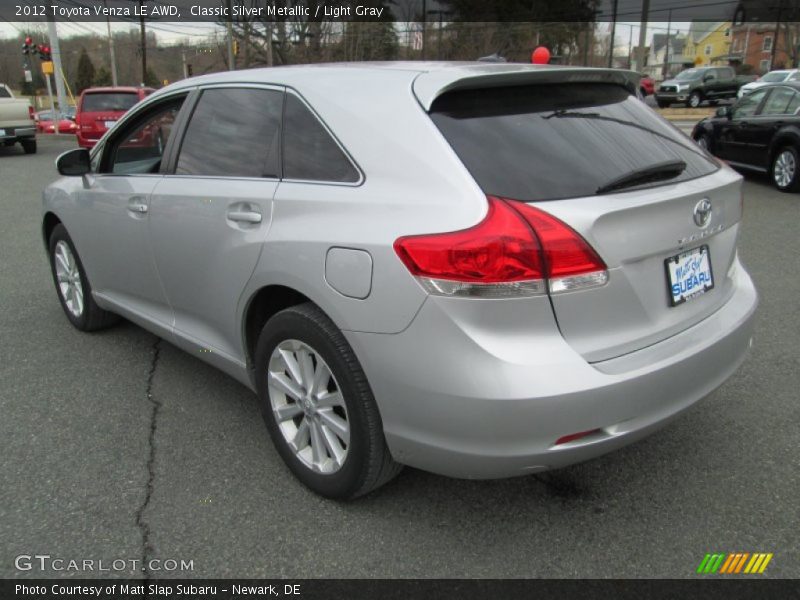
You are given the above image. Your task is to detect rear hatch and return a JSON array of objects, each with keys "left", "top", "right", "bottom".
[
  {"left": 77, "top": 91, "right": 140, "bottom": 139},
  {"left": 423, "top": 72, "right": 741, "bottom": 362}
]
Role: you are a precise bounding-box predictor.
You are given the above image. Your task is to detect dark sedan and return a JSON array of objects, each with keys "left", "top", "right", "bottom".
[{"left": 692, "top": 82, "right": 800, "bottom": 191}]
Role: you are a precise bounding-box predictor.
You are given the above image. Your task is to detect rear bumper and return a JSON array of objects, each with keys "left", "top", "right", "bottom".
[
  {"left": 346, "top": 263, "right": 757, "bottom": 479},
  {"left": 76, "top": 133, "right": 98, "bottom": 148},
  {"left": 0, "top": 126, "right": 35, "bottom": 140}
]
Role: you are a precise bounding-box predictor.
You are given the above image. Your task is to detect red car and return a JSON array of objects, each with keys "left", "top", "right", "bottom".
[
  {"left": 35, "top": 109, "right": 77, "bottom": 134},
  {"left": 75, "top": 86, "right": 154, "bottom": 148},
  {"left": 639, "top": 74, "right": 655, "bottom": 96}
]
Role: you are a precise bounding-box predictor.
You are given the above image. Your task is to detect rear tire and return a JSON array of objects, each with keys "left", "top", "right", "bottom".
[
  {"left": 21, "top": 139, "right": 36, "bottom": 154},
  {"left": 48, "top": 224, "right": 119, "bottom": 331},
  {"left": 255, "top": 303, "right": 402, "bottom": 499},
  {"left": 771, "top": 146, "right": 800, "bottom": 192}
]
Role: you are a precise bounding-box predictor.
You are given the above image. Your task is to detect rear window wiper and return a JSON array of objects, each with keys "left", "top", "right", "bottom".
[{"left": 595, "top": 160, "right": 687, "bottom": 195}]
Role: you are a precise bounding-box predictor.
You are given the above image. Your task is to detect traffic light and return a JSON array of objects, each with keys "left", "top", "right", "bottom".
[
  {"left": 187, "top": 64, "right": 193, "bottom": 77},
  {"left": 37, "top": 44, "right": 52, "bottom": 61},
  {"left": 22, "top": 36, "right": 32, "bottom": 55}
]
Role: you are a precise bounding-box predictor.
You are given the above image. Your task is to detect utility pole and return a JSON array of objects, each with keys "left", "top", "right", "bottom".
[
  {"left": 662, "top": 9, "right": 672, "bottom": 79},
  {"left": 608, "top": 0, "right": 618, "bottom": 68},
  {"left": 181, "top": 49, "right": 188, "bottom": 79},
  {"left": 139, "top": 0, "right": 147, "bottom": 84},
  {"left": 771, "top": 0, "right": 783, "bottom": 70},
  {"left": 226, "top": 0, "right": 235, "bottom": 70},
  {"left": 46, "top": 19, "right": 67, "bottom": 122},
  {"left": 421, "top": 0, "right": 427, "bottom": 60},
  {"left": 104, "top": 0, "right": 118, "bottom": 86},
  {"left": 633, "top": 0, "right": 649, "bottom": 73}
]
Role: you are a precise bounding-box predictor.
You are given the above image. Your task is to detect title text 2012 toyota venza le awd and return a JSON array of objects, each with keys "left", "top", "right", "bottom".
[{"left": 42, "top": 64, "right": 757, "bottom": 498}]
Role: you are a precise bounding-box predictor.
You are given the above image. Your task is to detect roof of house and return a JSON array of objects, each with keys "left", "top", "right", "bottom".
[
  {"left": 652, "top": 34, "right": 686, "bottom": 55},
  {"left": 688, "top": 21, "right": 729, "bottom": 43}
]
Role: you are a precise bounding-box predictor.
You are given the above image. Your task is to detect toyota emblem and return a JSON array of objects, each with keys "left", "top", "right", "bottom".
[{"left": 693, "top": 198, "right": 712, "bottom": 228}]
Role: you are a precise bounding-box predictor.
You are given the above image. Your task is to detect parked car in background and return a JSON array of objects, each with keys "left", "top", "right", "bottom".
[
  {"left": 693, "top": 82, "right": 800, "bottom": 191},
  {"left": 43, "top": 63, "right": 757, "bottom": 499},
  {"left": 639, "top": 74, "right": 655, "bottom": 96},
  {"left": 0, "top": 83, "right": 36, "bottom": 154},
  {"left": 35, "top": 110, "right": 78, "bottom": 134},
  {"left": 656, "top": 67, "right": 755, "bottom": 108},
  {"left": 75, "top": 86, "right": 153, "bottom": 148},
  {"left": 738, "top": 69, "right": 798, "bottom": 98}
]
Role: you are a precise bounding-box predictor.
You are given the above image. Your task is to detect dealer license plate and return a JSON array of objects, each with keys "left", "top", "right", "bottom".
[
  {"left": 0, "top": 129, "right": 5, "bottom": 136},
  {"left": 104, "top": 120, "right": 116, "bottom": 129},
  {"left": 665, "top": 245, "right": 714, "bottom": 306}
]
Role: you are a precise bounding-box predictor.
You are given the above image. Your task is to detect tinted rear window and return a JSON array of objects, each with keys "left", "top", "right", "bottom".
[
  {"left": 430, "top": 83, "right": 717, "bottom": 201},
  {"left": 0, "top": 87, "right": 11, "bottom": 98},
  {"left": 81, "top": 92, "right": 139, "bottom": 112}
]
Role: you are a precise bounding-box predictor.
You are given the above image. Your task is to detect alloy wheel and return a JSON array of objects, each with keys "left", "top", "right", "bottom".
[
  {"left": 267, "top": 340, "right": 349, "bottom": 474},
  {"left": 774, "top": 150, "right": 796, "bottom": 189},
  {"left": 54, "top": 240, "right": 84, "bottom": 318}
]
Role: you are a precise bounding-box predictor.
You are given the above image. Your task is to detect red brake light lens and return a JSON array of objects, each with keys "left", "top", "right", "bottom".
[
  {"left": 506, "top": 199, "right": 607, "bottom": 279},
  {"left": 394, "top": 196, "right": 607, "bottom": 298},
  {"left": 394, "top": 198, "right": 544, "bottom": 284}
]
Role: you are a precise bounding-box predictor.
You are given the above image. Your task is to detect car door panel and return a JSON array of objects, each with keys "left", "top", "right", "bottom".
[
  {"left": 148, "top": 177, "right": 277, "bottom": 363},
  {"left": 147, "top": 86, "right": 284, "bottom": 365}
]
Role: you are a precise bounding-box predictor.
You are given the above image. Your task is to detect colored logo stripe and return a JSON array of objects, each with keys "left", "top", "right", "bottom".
[{"left": 697, "top": 553, "right": 773, "bottom": 574}]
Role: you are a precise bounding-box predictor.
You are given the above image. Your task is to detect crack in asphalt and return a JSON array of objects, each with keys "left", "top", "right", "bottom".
[{"left": 135, "top": 337, "right": 162, "bottom": 581}]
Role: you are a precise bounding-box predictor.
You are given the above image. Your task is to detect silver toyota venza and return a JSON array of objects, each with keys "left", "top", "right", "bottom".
[{"left": 43, "top": 63, "right": 758, "bottom": 498}]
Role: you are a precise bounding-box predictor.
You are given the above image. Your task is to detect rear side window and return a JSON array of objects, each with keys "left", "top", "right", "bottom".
[
  {"left": 430, "top": 83, "right": 718, "bottom": 201},
  {"left": 0, "top": 87, "right": 11, "bottom": 98},
  {"left": 176, "top": 88, "right": 282, "bottom": 178},
  {"left": 82, "top": 93, "right": 139, "bottom": 112},
  {"left": 283, "top": 94, "right": 359, "bottom": 183}
]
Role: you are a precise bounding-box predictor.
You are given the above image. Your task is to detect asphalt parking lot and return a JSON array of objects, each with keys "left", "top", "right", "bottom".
[{"left": 1, "top": 135, "right": 798, "bottom": 579}]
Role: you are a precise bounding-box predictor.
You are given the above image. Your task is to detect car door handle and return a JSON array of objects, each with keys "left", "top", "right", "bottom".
[
  {"left": 226, "top": 210, "right": 262, "bottom": 224},
  {"left": 127, "top": 197, "right": 148, "bottom": 214}
]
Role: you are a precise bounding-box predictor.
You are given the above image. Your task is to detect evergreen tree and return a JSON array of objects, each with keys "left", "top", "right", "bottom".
[
  {"left": 94, "top": 66, "right": 112, "bottom": 87},
  {"left": 75, "top": 48, "right": 95, "bottom": 94},
  {"left": 144, "top": 67, "right": 160, "bottom": 88}
]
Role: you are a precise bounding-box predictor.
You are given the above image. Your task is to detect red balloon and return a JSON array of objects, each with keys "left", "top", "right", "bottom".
[{"left": 531, "top": 46, "right": 551, "bottom": 65}]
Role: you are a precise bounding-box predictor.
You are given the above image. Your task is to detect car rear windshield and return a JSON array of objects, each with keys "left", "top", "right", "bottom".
[
  {"left": 430, "top": 83, "right": 718, "bottom": 202},
  {"left": 81, "top": 92, "right": 139, "bottom": 112},
  {"left": 0, "top": 87, "right": 11, "bottom": 98}
]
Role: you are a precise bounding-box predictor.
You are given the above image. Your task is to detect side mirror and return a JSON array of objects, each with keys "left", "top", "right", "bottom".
[
  {"left": 56, "top": 148, "right": 91, "bottom": 176},
  {"left": 715, "top": 106, "right": 731, "bottom": 118}
]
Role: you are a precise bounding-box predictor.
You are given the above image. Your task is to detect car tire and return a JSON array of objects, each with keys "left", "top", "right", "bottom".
[
  {"left": 255, "top": 303, "right": 402, "bottom": 499},
  {"left": 21, "top": 139, "right": 37, "bottom": 154},
  {"left": 657, "top": 100, "right": 671, "bottom": 108},
  {"left": 48, "top": 224, "right": 119, "bottom": 331},
  {"left": 688, "top": 92, "right": 703, "bottom": 108},
  {"left": 696, "top": 133, "right": 712, "bottom": 153},
  {"left": 771, "top": 146, "right": 800, "bottom": 192}
]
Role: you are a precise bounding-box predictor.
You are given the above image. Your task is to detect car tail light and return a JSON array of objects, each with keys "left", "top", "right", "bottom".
[
  {"left": 28, "top": 105, "right": 34, "bottom": 120},
  {"left": 394, "top": 196, "right": 607, "bottom": 298}
]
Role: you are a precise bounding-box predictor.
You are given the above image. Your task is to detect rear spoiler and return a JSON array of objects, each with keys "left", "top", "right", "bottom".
[{"left": 412, "top": 65, "right": 641, "bottom": 111}]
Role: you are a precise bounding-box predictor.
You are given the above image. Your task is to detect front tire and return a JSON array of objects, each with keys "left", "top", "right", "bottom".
[
  {"left": 657, "top": 99, "right": 671, "bottom": 108},
  {"left": 771, "top": 146, "right": 800, "bottom": 192},
  {"left": 688, "top": 91, "right": 703, "bottom": 108},
  {"left": 255, "top": 303, "right": 401, "bottom": 499},
  {"left": 696, "top": 133, "right": 712, "bottom": 153},
  {"left": 48, "top": 224, "right": 119, "bottom": 331}
]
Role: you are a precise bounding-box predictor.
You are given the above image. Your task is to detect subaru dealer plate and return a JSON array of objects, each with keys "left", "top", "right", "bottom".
[
  {"left": 104, "top": 121, "right": 116, "bottom": 129},
  {"left": 665, "top": 245, "right": 714, "bottom": 306}
]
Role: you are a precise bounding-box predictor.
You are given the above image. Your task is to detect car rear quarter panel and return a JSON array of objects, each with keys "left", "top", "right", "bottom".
[{"left": 244, "top": 69, "right": 489, "bottom": 335}]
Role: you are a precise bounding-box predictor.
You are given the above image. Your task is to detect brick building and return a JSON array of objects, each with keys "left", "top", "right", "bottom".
[{"left": 729, "top": 23, "right": 799, "bottom": 73}]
